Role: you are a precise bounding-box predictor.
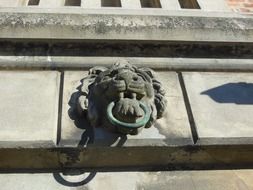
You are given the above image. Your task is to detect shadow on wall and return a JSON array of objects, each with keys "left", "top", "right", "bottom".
[
  {"left": 67, "top": 80, "right": 127, "bottom": 147},
  {"left": 53, "top": 172, "right": 97, "bottom": 187},
  {"left": 201, "top": 82, "right": 253, "bottom": 105},
  {"left": 53, "top": 79, "right": 127, "bottom": 187}
]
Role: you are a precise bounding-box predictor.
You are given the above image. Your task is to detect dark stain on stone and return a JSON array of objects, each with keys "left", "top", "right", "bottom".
[
  {"left": 0, "top": 40, "right": 252, "bottom": 58},
  {"left": 183, "top": 145, "right": 202, "bottom": 154},
  {"left": 58, "top": 148, "right": 82, "bottom": 167}
]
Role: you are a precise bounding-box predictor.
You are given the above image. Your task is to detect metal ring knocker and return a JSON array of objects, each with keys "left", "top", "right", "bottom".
[{"left": 106, "top": 101, "right": 151, "bottom": 129}]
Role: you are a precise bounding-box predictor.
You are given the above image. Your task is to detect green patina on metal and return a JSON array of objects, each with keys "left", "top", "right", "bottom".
[{"left": 107, "top": 101, "right": 151, "bottom": 129}]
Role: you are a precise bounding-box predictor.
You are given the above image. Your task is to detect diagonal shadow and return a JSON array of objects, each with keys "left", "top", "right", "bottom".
[
  {"left": 53, "top": 81, "right": 127, "bottom": 187},
  {"left": 67, "top": 83, "right": 127, "bottom": 147},
  {"left": 53, "top": 172, "right": 97, "bottom": 187},
  {"left": 201, "top": 82, "right": 253, "bottom": 105}
]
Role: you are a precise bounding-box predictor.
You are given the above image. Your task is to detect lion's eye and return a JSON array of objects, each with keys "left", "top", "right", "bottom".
[{"left": 133, "top": 76, "right": 139, "bottom": 81}]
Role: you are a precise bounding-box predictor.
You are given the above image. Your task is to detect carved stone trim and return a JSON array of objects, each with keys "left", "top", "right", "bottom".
[{"left": 77, "top": 60, "right": 167, "bottom": 135}]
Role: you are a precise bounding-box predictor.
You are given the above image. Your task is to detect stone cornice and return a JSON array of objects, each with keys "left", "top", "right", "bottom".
[{"left": 0, "top": 8, "right": 252, "bottom": 42}]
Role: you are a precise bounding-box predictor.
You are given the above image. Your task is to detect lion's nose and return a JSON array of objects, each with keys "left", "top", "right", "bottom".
[{"left": 115, "top": 71, "right": 139, "bottom": 83}]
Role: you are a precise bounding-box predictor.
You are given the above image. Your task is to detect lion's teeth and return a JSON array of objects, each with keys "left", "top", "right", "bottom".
[
  {"left": 134, "top": 106, "right": 143, "bottom": 117},
  {"left": 132, "top": 93, "right": 137, "bottom": 99},
  {"left": 129, "top": 106, "right": 134, "bottom": 115},
  {"left": 119, "top": 92, "right": 124, "bottom": 99}
]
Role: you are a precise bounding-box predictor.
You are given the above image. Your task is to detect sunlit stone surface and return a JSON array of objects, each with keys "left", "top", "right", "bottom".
[
  {"left": 183, "top": 72, "right": 253, "bottom": 142},
  {"left": 0, "top": 71, "right": 60, "bottom": 143}
]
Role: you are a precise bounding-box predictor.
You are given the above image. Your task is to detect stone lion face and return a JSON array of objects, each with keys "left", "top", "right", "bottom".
[{"left": 77, "top": 60, "right": 166, "bottom": 135}]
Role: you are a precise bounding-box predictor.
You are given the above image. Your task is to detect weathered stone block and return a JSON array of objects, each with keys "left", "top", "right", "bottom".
[
  {"left": 39, "top": 0, "right": 65, "bottom": 7},
  {"left": 183, "top": 72, "right": 253, "bottom": 143},
  {"left": 60, "top": 71, "right": 192, "bottom": 146},
  {"left": 0, "top": 71, "right": 60, "bottom": 144},
  {"left": 121, "top": 0, "right": 141, "bottom": 8}
]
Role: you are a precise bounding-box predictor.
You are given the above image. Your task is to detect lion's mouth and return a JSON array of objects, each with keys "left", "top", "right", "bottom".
[
  {"left": 106, "top": 70, "right": 151, "bottom": 125},
  {"left": 112, "top": 92, "right": 145, "bottom": 123},
  {"left": 107, "top": 98, "right": 151, "bottom": 133}
]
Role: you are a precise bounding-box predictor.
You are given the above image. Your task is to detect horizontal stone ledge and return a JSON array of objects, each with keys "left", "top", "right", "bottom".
[
  {"left": 0, "top": 145, "right": 253, "bottom": 171},
  {"left": 0, "top": 57, "right": 253, "bottom": 71},
  {"left": 0, "top": 9, "right": 252, "bottom": 42}
]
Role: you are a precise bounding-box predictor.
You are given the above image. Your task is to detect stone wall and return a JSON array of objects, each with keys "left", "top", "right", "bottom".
[{"left": 227, "top": 0, "right": 253, "bottom": 12}]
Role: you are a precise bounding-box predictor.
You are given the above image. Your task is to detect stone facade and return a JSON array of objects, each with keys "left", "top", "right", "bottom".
[{"left": 0, "top": 0, "right": 252, "bottom": 189}]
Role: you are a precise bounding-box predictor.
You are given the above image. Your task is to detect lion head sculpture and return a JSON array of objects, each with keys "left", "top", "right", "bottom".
[{"left": 77, "top": 60, "right": 167, "bottom": 135}]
